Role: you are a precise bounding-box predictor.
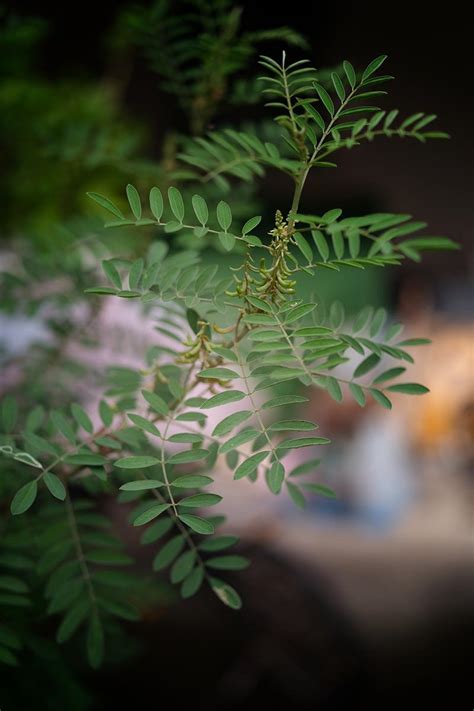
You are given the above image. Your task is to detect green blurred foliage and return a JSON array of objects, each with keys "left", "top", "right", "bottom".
[{"left": 0, "top": 8, "right": 155, "bottom": 243}]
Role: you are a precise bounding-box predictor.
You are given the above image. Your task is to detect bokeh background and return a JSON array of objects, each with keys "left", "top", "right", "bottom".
[{"left": 0, "top": 1, "right": 472, "bottom": 709}]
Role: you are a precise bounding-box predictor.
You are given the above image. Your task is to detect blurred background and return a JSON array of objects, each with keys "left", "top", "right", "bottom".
[{"left": 0, "top": 0, "right": 472, "bottom": 709}]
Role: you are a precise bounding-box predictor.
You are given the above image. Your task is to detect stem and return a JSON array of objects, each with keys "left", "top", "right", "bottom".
[
  {"left": 65, "top": 490, "right": 97, "bottom": 611},
  {"left": 272, "top": 312, "right": 314, "bottom": 383},
  {"left": 288, "top": 84, "right": 361, "bottom": 229},
  {"left": 281, "top": 51, "right": 298, "bottom": 139},
  {"left": 160, "top": 417, "right": 179, "bottom": 517},
  {"left": 142, "top": 473, "right": 208, "bottom": 576},
  {"left": 235, "top": 344, "right": 282, "bottom": 470}
]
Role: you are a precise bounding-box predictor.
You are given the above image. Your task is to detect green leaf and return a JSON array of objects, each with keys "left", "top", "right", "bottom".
[
  {"left": 261, "top": 395, "right": 309, "bottom": 410},
  {"left": 199, "top": 535, "right": 239, "bottom": 552},
  {"left": 269, "top": 366, "right": 303, "bottom": 381},
  {"left": 171, "top": 551, "right": 196, "bottom": 584},
  {"left": 168, "top": 449, "right": 209, "bottom": 464},
  {"left": 128, "top": 258, "right": 144, "bottom": 290},
  {"left": 246, "top": 296, "right": 273, "bottom": 313},
  {"left": 201, "top": 390, "right": 246, "bottom": 409},
  {"left": 117, "top": 289, "right": 141, "bottom": 299},
  {"left": 87, "top": 614, "right": 104, "bottom": 669},
  {"left": 210, "top": 345, "right": 238, "bottom": 362},
  {"left": 127, "top": 414, "right": 161, "bottom": 437},
  {"left": 149, "top": 186, "right": 164, "bottom": 220},
  {"left": 353, "top": 305, "right": 373, "bottom": 333},
  {"left": 178, "top": 493, "right": 222, "bottom": 508},
  {"left": 142, "top": 390, "right": 169, "bottom": 416},
  {"left": 140, "top": 518, "right": 173, "bottom": 544},
  {"left": 294, "top": 233, "right": 313, "bottom": 262},
  {"left": 126, "top": 184, "right": 141, "bottom": 220},
  {"left": 99, "top": 400, "right": 114, "bottom": 427},
  {"left": 369, "top": 388, "right": 392, "bottom": 409},
  {"left": 331, "top": 72, "right": 345, "bottom": 101},
  {"left": 0, "top": 594, "right": 30, "bottom": 607},
  {"left": 242, "top": 216, "right": 261, "bottom": 235},
  {"left": 218, "top": 232, "right": 235, "bottom": 251},
  {"left": 233, "top": 451, "right": 269, "bottom": 480},
  {"left": 288, "top": 458, "right": 321, "bottom": 477},
  {"left": 325, "top": 376, "right": 343, "bottom": 402},
  {"left": 349, "top": 382, "right": 366, "bottom": 407},
  {"left": 362, "top": 55, "right": 388, "bottom": 82},
  {"left": 86, "top": 549, "right": 132, "bottom": 565},
  {"left": 217, "top": 201, "right": 232, "bottom": 231},
  {"left": 51, "top": 411, "right": 76, "bottom": 444},
  {"left": 11, "top": 481, "right": 38, "bottom": 515},
  {"left": 87, "top": 192, "right": 124, "bottom": 220},
  {"left": 385, "top": 322, "right": 404, "bottom": 341},
  {"left": 25, "top": 405, "right": 45, "bottom": 432},
  {"left": 0, "top": 576, "right": 28, "bottom": 593},
  {"left": 102, "top": 259, "right": 122, "bottom": 289},
  {"left": 402, "top": 237, "right": 458, "bottom": 252},
  {"left": 206, "top": 555, "right": 249, "bottom": 571},
  {"left": 133, "top": 504, "right": 171, "bottom": 526},
  {"left": 354, "top": 353, "right": 380, "bottom": 378},
  {"left": 314, "top": 82, "right": 334, "bottom": 115},
  {"left": 322, "top": 208, "right": 342, "bottom": 224},
  {"left": 98, "top": 599, "right": 139, "bottom": 622},
  {"left": 192, "top": 194, "right": 209, "bottom": 225},
  {"left": 23, "top": 432, "right": 56, "bottom": 457},
  {"left": 168, "top": 186, "right": 184, "bottom": 222},
  {"left": 1, "top": 396, "right": 17, "bottom": 432},
  {"left": 343, "top": 60, "right": 356, "bottom": 88},
  {"left": 210, "top": 578, "right": 242, "bottom": 610},
  {"left": 220, "top": 428, "right": 259, "bottom": 454},
  {"left": 64, "top": 453, "right": 107, "bottom": 466},
  {"left": 178, "top": 514, "right": 214, "bottom": 535},
  {"left": 70, "top": 404, "right": 93, "bottom": 434},
  {"left": 168, "top": 433, "right": 203, "bottom": 444},
  {"left": 266, "top": 461, "right": 285, "bottom": 494},
  {"left": 286, "top": 481, "right": 306, "bottom": 508},
  {"left": 386, "top": 383, "right": 429, "bottom": 395},
  {"left": 312, "top": 230, "right": 329, "bottom": 261},
  {"left": 329, "top": 300, "right": 345, "bottom": 329},
  {"left": 44, "top": 473, "right": 66, "bottom": 501},
  {"left": 0, "top": 624, "right": 21, "bottom": 650},
  {"left": 396, "top": 338, "right": 431, "bottom": 347},
  {"left": 332, "top": 231, "right": 344, "bottom": 259},
  {"left": 56, "top": 599, "right": 90, "bottom": 643},
  {"left": 285, "top": 303, "right": 316, "bottom": 324},
  {"left": 348, "top": 229, "right": 360, "bottom": 258},
  {"left": 277, "top": 437, "right": 330, "bottom": 449},
  {"left": 372, "top": 367, "right": 406, "bottom": 384},
  {"left": 0, "top": 646, "right": 18, "bottom": 666},
  {"left": 153, "top": 535, "right": 185, "bottom": 571},
  {"left": 295, "top": 327, "right": 333, "bottom": 338},
  {"left": 299, "top": 101, "right": 324, "bottom": 131},
  {"left": 198, "top": 367, "right": 239, "bottom": 380},
  {"left": 114, "top": 456, "right": 160, "bottom": 469},
  {"left": 370, "top": 307, "right": 386, "bottom": 337},
  {"left": 120, "top": 480, "right": 164, "bottom": 491},
  {"left": 242, "top": 234, "right": 262, "bottom": 247},
  {"left": 213, "top": 411, "right": 252, "bottom": 437},
  {"left": 181, "top": 567, "right": 204, "bottom": 598},
  {"left": 172, "top": 475, "right": 213, "bottom": 488},
  {"left": 248, "top": 328, "right": 281, "bottom": 341},
  {"left": 302, "top": 483, "right": 337, "bottom": 498},
  {"left": 269, "top": 420, "right": 317, "bottom": 432},
  {"left": 244, "top": 313, "right": 276, "bottom": 326}
]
